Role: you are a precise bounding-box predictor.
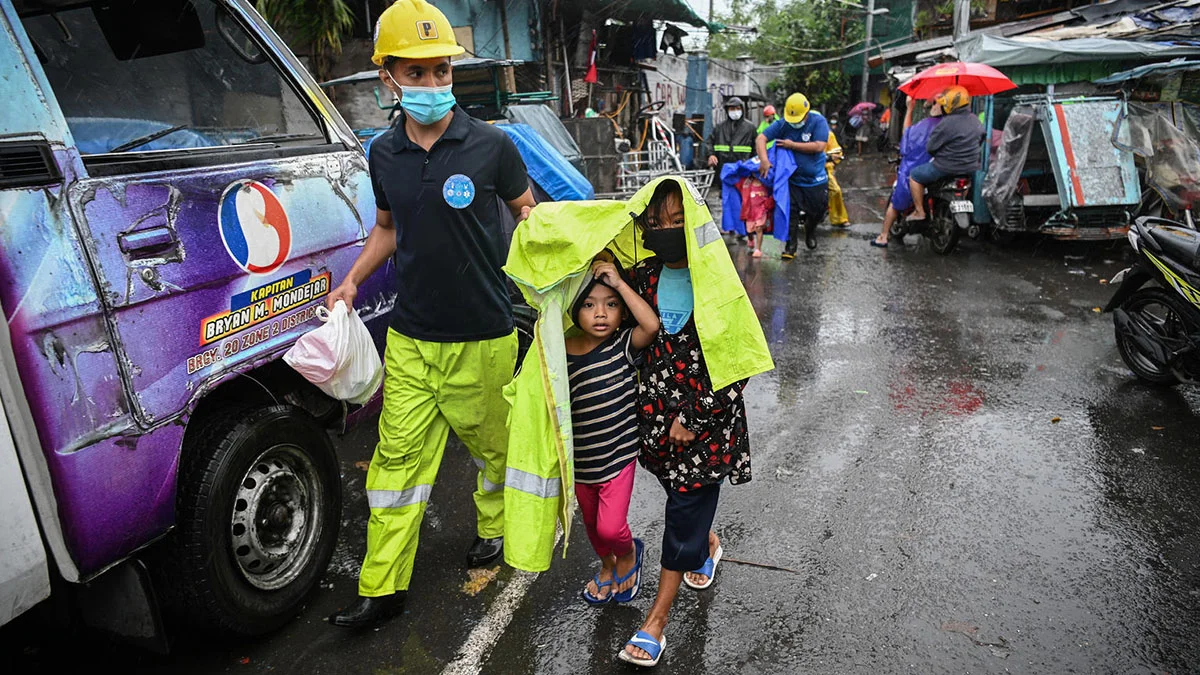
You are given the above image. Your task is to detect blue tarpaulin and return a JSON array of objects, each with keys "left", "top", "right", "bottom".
[
  {"left": 719, "top": 147, "right": 797, "bottom": 242},
  {"left": 498, "top": 123, "right": 594, "bottom": 201}
]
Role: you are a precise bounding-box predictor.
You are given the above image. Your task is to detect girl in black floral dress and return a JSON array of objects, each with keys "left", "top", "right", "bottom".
[{"left": 617, "top": 180, "right": 753, "bottom": 668}]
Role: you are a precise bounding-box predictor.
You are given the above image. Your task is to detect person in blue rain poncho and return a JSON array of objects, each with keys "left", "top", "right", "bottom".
[{"left": 872, "top": 95, "right": 943, "bottom": 248}]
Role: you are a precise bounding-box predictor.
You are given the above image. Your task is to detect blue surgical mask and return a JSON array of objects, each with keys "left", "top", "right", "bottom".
[
  {"left": 397, "top": 83, "right": 456, "bottom": 125},
  {"left": 788, "top": 120, "right": 806, "bottom": 129}
]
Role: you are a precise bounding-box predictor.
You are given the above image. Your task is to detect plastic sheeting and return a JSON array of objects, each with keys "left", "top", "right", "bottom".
[
  {"left": 956, "top": 33, "right": 1200, "bottom": 67},
  {"left": 1114, "top": 104, "right": 1200, "bottom": 210},
  {"left": 720, "top": 148, "right": 797, "bottom": 242},
  {"left": 983, "top": 108, "right": 1037, "bottom": 223},
  {"left": 503, "top": 105, "right": 584, "bottom": 168},
  {"left": 498, "top": 123, "right": 594, "bottom": 201}
]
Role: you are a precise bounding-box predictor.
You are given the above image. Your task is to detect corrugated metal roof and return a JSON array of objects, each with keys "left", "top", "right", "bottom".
[{"left": 882, "top": 0, "right": 1188, "bottom": 63}]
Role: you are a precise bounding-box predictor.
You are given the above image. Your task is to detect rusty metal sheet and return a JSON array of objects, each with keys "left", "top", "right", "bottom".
[{"left": 1041, "top": 97, "right": 1141, "bottom": 209}]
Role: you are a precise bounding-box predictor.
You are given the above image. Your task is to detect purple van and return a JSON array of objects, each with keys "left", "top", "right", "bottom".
[{"left": 0, "top": 0, "right": 397, "bottom": 642}]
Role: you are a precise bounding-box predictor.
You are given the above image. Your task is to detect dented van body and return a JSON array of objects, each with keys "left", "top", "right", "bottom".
[{"left": 0, "top": 0, "right": 394, "bottom": 641}]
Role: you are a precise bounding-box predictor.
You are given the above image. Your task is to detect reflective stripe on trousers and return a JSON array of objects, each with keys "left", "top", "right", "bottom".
[{"left": 367, "top": 484, "right": 433, "bottom": 509}]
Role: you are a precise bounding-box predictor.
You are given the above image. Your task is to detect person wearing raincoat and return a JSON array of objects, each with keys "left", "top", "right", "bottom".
[
  {"left": 872, "top": 95, "right": 943, "bottom": 247},
  {"left": 503, "top": 177, "right": 773, "bottom": 668},
  {"left": 826, "top": 129, "right": 850, "bottom": 227}
]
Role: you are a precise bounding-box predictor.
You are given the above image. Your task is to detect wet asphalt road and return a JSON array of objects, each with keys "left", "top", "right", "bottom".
[{"left": 7, "top": 157, "right": 1200, "bottom": 674}]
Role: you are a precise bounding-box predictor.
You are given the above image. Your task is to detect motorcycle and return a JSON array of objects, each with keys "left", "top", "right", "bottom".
[
  {"left": 889, "top": 175, "right": 974, "bottom": 255},
  {"left": 1105, "top": 215, "right": 1200, "bottom": 385}
]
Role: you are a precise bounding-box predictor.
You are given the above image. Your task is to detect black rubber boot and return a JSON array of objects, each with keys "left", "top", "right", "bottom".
[
  {"left": 466, "top": 536, "right": 504, "bottom": 567},
  {"left": 805, "top": 220, "right": 818, "bottom": 250},
  {"left": 328, "top": 593, "right": 406, "bottom": 628}
]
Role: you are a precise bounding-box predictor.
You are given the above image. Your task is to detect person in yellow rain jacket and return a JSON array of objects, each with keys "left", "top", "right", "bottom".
[
  {"left": 504, "top": 177, "right": 774, "bottom": 668},
  {"left": 826, "top": 129, "right": 850, "bottom": 227},
  {"left": 326, "top": 0, "right": 535, "bottom": 629}
]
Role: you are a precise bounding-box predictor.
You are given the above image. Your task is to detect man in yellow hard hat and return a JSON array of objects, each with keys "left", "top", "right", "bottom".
[
  {"left": 907, "top": 85, "right": 983, "bottom": 223},
  {"left": 327, "top": 0, "right": 536, "bottom": 629},
  {"left": 755, "top": 92, "right": 830, "bottom": 257}
]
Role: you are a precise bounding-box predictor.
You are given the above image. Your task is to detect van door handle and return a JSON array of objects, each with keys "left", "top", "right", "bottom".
[{"left": 118, "top": 224, "right": 177, "bottom": 257}]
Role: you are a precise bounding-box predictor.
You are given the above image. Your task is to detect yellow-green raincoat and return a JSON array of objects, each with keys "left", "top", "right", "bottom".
[{"left": 501, "top": 176, "right": 775, "bottom": 572}]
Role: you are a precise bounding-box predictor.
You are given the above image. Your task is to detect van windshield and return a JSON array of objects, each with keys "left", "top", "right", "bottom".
[{"left": 19, "top": 0, "right": 325, "bottom": 155}]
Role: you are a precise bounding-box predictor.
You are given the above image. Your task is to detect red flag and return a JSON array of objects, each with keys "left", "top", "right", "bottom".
[{"left": 584, "top": 29, "right": 598, "bottom": 84}]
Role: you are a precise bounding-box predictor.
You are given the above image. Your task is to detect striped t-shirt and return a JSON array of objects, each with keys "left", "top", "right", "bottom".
[{"left": 567, "top": 329, "right": 641, "bottom": 484}]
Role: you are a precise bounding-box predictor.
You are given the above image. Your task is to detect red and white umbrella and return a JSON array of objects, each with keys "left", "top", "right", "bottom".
[{"left": 898, "top": 62, "right": 1017, "bottom": 99}]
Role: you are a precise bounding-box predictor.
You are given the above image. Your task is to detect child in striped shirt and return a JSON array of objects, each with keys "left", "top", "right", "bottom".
[{"left": 566, "top": 258, "right": 660, "bottom": 604}]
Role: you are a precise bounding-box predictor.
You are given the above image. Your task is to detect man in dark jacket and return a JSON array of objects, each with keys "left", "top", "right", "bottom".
[
  {"left": 706, "top": 96, "right": 757, "bottom": 171},
  {"left": 908, "top": 85, "right": 984, "bottom": 222}
]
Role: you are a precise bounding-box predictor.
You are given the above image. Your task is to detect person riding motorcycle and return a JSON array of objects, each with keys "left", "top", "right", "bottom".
[
  {"left": 907, "top": 86, "right": 984, "bottom": 223},
  {"left": 706, "top": 96, "right": 757, "bottom": 171}
]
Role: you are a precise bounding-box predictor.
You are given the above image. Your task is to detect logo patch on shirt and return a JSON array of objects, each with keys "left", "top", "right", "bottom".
[
  {"left": 801, "top": 133, "right": 812, "bottom": 142},
  {"left": 443, "top": 174, "right": 476, "bottom": 209}
]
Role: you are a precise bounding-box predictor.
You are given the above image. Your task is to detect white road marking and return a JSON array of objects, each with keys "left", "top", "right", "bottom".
[{"left": 441, "top": 531, "right": 562, "bottom": 675}]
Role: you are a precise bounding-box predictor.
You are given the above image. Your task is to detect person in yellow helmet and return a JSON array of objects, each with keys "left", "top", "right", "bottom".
[
  {"left": 755, "top": 92, "right": 830, "bottom": 257},
  {"left": 907, "top": 85, "right": 984, "bottom": 223},
  {"left": 327, "top": 0, "right": 536, "bottom": 629}
]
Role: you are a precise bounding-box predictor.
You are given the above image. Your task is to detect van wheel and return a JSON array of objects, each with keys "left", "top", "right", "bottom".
[{"left": 161, "top": 405, "right": 341, "bottom": 635}]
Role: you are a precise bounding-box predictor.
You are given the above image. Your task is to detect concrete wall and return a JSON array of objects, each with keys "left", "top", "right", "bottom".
[{"left": 642, "top": 53, "right": 775, "bottom": 129}]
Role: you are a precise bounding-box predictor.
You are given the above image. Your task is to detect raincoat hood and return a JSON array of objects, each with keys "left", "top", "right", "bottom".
[{"left": 500, "top": 177, "right": 774, "bottom": 573}]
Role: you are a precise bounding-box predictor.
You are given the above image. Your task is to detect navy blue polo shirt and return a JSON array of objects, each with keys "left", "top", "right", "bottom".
[
  {"left": 762, "top": 112, "right": 830, "bottom": 187},
  {"left": 369, "top": 107, "right": 529, "bottom": 342}
]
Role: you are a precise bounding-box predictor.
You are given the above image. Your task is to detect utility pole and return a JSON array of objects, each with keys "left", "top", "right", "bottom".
[
  {"left": 859, "top": 0, "right": 875, "bottom": 102},
  {"left": 953, "top": 0, "right": 971, "bottom": 40}
]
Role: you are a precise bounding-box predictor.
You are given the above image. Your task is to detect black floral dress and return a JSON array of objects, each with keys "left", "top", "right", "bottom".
[{"left": 629, "top": 259, "right": 751, "bottom": 492}]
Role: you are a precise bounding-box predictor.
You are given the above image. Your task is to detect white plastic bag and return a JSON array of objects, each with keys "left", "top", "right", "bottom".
[{"left": 283, "top": 300, "right": 383, "bottom": 405}]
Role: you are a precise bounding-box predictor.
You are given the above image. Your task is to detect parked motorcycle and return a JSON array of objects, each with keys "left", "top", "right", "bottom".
[
  {"left": 889, "top": 175, "right": 974, "bottom": 255},
  {"left": 1105, "top": 215, "right": 1200, "bottom": 385}
]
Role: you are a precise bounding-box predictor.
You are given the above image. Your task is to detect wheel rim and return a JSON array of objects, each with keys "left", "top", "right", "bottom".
[
  {"left": 230, "top": 444, "right": 323, "bottom": 591},
  {"left": 1122, "top": 297, "right": 1187, "bottom": 376}
]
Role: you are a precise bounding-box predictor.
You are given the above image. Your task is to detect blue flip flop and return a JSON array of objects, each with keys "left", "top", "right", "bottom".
[
  {"left": 612, "top": 538, "right": 644, "bottom": 603},
  {"left": 683, "top": 544, "right": 723, "bottom": 590},
  {"left": 581, "top": 573, "right": 613, "bottom": 604},
  {"left": 617, "top": 630, "right": 666, "bottom": 667}
]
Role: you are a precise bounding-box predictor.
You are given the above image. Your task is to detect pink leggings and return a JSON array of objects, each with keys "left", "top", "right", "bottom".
[{"left": 575, "top": 462, "right": 636, "bottom": 558}]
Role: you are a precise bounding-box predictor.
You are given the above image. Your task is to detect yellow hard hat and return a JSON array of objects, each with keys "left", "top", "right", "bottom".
[
  {"left": 935, "top": 85, "right": 971, "bottom": 114},
  {"left": 783, "top": 93, "right": 810, "bottom": 124},
  {"left": 372, "top": 0, "right": 464, "bottom": 66}
]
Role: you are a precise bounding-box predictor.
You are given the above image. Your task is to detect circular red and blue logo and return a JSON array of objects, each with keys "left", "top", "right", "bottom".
[{"left": 219, "top": 180, "right": 292, "bottom": 275}]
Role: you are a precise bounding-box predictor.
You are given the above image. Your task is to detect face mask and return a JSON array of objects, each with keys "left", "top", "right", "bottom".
[
  {"left": 788, "top": 120, "right": 805, "bottom": 129},
  {"left": 728, "top": 109, "right": 743, "bottom": 121},
  {"left": 642, "top": 227, "right": 687, "bottom": 264},
  {"left": 391, "top": 77, "right": 456, "bottom": 125}
]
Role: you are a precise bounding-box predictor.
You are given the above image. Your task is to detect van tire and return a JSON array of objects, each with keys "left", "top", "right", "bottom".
[{"left": 160, "top": 405, "right": 341, "bottom": 635}]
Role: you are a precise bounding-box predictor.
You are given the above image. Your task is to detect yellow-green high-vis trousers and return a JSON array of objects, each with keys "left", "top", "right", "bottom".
[{"left": 357, "top": 328, "right": 517, "bottom": 596}]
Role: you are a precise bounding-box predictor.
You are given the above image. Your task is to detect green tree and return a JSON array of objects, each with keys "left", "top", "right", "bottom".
[
  {"left": 710, "top": 0, "right": 866, "bottom": 111},
  {"left": 256, "top": 0, "right": 355, "bottom": 83}
]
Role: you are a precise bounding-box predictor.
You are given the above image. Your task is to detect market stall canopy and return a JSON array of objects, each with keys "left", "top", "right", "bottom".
[
  {"left": 1094, "top": 58, "right": 1200, "bottom": 84},
  {"left": 956, "top": 33, "right": 1200, "bottom": 67},
  {"left": 588, "top": 0, "right": 716, "bottom": 30}
]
